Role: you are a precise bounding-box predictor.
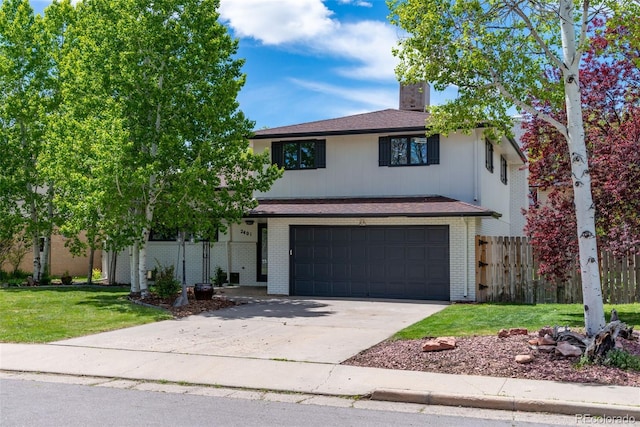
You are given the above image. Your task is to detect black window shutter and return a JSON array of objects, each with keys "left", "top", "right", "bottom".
[
  {"left": 379, "top": 136, "right": 390, "bottom": 166},
  {"left": 272, "top": 141, "right": 283, "bottom": 167},
  {"left": 427, "top": 134, "right": 440, "bottom": 165},
  {"left": 315, "top": 139, "right": 326, "bottom": 168}
]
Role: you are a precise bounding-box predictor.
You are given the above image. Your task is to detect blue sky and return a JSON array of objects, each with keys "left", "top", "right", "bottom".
[{"left": 30, "top": 0, "right": 458, "bottom": 130}]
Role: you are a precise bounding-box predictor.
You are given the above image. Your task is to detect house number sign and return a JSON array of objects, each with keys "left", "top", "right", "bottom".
[{"left": 240, "top": 229, "right": 253, "bottom": 237}]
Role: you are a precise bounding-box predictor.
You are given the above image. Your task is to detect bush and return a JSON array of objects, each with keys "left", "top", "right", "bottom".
[
  {"left": 92, "top": 268, "right": 102, "bottom": 281},
  {"left": 152, "top": 265, "right": 181, "bottom": 300},
  {"left": 9, "top": 269, "right": 29, "bottom": 279},
  {"left": 39, "top": 267, "right": 51, "bottom": 286},
  {"left": 604, "top": 349, "right": 640, "bottom": 371}
]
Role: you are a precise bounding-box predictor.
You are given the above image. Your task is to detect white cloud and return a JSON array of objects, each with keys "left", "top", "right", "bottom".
[
  {"left": 316, "top": 20, "right": 399, "bottom": 80},
  {"left": 218, "top": 0, "right": 337, "bottom": 45},
  {"left": 219, "top": 0, "right": 400, "bottom": 81},
  {"left": 289, "top": 78, "right": 397, "bottom": 110},
  {"left": 337, "top": 0, "right": 373, "bottom": 7}
]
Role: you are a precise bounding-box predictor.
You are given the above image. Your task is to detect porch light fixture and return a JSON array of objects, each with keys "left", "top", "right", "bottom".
[{"left": 245, "top": 220, "right": 255, "bottom": 225}]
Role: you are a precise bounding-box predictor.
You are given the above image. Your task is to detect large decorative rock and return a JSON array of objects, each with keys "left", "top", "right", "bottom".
[
  {"left": 538, "top": 335, "right": 556, "bottom": 346},
  {"left": 515, "top": 354, "right": 534, "bottom": 364},
  {"left": 538, "top": 327, "right": 554, "bottom": 337},
  {"left": 422, "top": 337, "right": 457, "bottom": 352},
  {"left": 509, "top": 328, "right": 528, "bottom": 336},
  {"left": 498, "top": 329, "right": 509, "bottom": 338},
  {"left": 556, "top": 341, "right": 582, "bottom": 357},
  {"left": 537, "top": 345, "right": 556, "bottom": 353}
]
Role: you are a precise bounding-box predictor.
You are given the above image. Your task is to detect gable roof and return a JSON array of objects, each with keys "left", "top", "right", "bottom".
[
  {"left": 252, "top": 109, "right": 430, "bottom": 139},
  {"left": 252, "top": 108, "right": 526, "bottom": 163},
  {"left": 247, "top": 196, "right": 499, "bottom": 218}
]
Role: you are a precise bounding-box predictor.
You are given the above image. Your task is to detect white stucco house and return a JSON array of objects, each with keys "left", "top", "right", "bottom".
[{"left": 106, "top": 84, "right": 528, "bottom": 301}]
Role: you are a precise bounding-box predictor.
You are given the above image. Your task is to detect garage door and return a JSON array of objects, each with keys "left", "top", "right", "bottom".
[{"left": 290, "top": 225, "right": 449, "bottom": 300}]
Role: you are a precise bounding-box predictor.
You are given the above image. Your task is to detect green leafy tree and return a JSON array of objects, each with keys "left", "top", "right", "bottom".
[
  {"left": 0, "top": 0, "right": 56, "bottom": 281},
  {"left": 388, "top": 0, "right": 631, "bottom": 336},
  {"left": 58, "top": 0, "right": 281, "bottom": 299}
]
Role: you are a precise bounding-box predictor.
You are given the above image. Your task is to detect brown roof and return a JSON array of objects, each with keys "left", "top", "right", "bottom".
[
  {"left": 247, "top": 196, "right": 499, "bottom": 218},
  {"left": 252, "top": 109, "right": 430, "bottom": 139}
]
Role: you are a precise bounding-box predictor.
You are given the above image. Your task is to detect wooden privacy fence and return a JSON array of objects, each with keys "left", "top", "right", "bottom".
[{"left": 475, "top": 236, "right": 640, "bottom": 304}]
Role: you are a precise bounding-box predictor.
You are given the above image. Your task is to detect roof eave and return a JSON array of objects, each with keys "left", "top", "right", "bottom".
[
  {"left": 251, "top": 126, "right": 431, "bottom": 140},
  {"left": 245, "top": 211, "right": 500, "bottom": 219}
]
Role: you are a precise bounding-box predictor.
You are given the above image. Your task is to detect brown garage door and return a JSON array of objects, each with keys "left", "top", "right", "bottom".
[{"left": 290, "top": 225, "right": 449, "bottom": 300}]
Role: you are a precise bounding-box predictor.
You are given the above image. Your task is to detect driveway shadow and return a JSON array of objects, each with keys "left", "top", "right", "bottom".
[{"left": 201, "top": 298, "right": 334, "bottom": 320}]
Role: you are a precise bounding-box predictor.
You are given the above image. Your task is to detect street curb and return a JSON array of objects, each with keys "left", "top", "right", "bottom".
[{"left": 371, "top": 389, "right": 640, "bottom": 418}]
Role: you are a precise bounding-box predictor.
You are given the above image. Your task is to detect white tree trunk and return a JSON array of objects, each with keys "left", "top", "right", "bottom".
[
  {"left": 40, "top": 236, "right": 50, "bottom": 280},
  {"left": 31, "top": 234, "right": 40, "bottom": 281},
  {"left": 129, "top": 243, "right": 140, "bottom": 295},
  {"left": 138, "top": 241, "right": 149, "bottom": 297},
  {"left": 560, "top": 0, "right": 605, "bottom": 336},
  {"left": 39, "top": 187, "right": 54, "bottom": 279}
]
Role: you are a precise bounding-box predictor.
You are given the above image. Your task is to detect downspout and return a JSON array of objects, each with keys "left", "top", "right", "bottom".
[
  {"left": 462, "top": 217, "right": 469, "bottom": 298},
  {"left": 226, "top": 223, "right": 232, "bottom": 284},
  {"left": 473, "top": 131, "right": 479, "bottom": 202}
]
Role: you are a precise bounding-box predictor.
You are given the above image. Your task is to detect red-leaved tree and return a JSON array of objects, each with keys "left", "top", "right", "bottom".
[{"left": 524, "top": 23, "right": 640, "bottom": 282}]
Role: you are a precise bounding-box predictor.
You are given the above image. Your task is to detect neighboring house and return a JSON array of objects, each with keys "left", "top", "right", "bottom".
[
  {"left": 2, "top": 232, "right": 102, "bottom": 277},
  {"left": 107, "top": 84, "right": 528, "bottom": 301}
]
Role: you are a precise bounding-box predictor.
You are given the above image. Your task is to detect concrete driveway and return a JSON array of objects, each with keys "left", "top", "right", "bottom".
[{"left": 55, "top": 297, "right": 448, "bottom": 364}]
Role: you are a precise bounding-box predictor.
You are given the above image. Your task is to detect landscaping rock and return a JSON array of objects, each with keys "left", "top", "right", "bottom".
[
  {"left": 515, "top": 354, "right": 534, "bottom": 364},
  {"left": 538, "top": 326, "right": 554, "bottom": 337},
  {"left": 509, "top": 328, "right": 528, "bottom": 336},
  {"left": 537, "top": 345, "right": 556, "bottom": 353},
  {"left": 422, "top": 337, "right": 457, "bottom": 352},
  {"left": 498, "top": 329, "right": 509, "bottom": 338},
  {"left": 539, "top": 334, "right": 556, "bottom": 345},
  {"left": 556, "top": 341, "right": 582, "bottom": 357}
]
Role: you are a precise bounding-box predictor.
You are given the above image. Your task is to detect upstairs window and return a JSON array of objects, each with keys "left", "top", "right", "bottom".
[
  {"left": 485, "top": 140, "right": 494, "bottom": 173},
  {"left": 272, "top": 140, "right": 326, "bottom": 170},
  {"left": 500, "top": 156, "right": 508, "bottom": 185},
  {"left": 379, "top": 134, "right": 439, "bottom": 166}
]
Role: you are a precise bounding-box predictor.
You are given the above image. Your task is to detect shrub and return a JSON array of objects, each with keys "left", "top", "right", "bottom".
[
  {"left": 39, "top": 267, "right": 51, "bottom": 286},
  {"left": 10, "top": 269, "right": 29, "bottom": 279},
  {"left": 152, "top": 265, "right": 181, "bottom": 300},
  {"left": 91, "top": 268, "right": 102, "bottom": 281},
  {"left": 604, "top": 349, "right": 640, "bottom": 371}
]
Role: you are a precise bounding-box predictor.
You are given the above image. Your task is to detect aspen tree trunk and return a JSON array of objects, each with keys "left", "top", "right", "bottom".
[
  {"left": 138, "top": 228, "right": 150, "bottom": 297},
  {"left": 39, "top": 187, "right": 54, "bottom": 280},
  {"left": 129, "top": 242, "right": 140, "bottom": 295},
  {"left": 559, "top": 0, "right": 605, "bottom": 336}
]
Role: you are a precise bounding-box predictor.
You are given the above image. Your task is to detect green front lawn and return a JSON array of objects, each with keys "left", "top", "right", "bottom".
[
  {"left": 394, "top": 303, "right": 640, "bottom": 340},
  {"left": 0, "top": 286, "right": 173, "bottom": 343}
]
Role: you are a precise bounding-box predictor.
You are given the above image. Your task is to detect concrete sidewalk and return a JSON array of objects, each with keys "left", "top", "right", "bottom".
[{"left": 1, "top": 342, "right": 638, "bottom": 418}]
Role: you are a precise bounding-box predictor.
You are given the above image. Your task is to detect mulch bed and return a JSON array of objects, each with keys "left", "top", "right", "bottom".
[{"left": 129, "top": 288, "right": 237, "bottom": 318}]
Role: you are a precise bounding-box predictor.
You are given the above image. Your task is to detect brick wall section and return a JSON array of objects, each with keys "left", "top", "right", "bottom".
[
  {"left": 267, "top": 216, "right": 477, "bottom": 301},
  {"left": 5, "top": 233, "right": 102, "bottom": 277},
  {"left": 477, "top": 217, "right": 511, "bottom": 236}
]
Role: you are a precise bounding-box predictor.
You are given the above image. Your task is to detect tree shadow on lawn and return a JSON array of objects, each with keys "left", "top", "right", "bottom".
[
  {"left": 540, "top": 307, "right": 640, "bottom": 329},
  {"left": 7, "top": 286, "right": 157, "bottom": 315}
]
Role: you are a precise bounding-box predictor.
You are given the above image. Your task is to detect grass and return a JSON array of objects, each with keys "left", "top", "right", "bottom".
[
  {"left": 0, "top": 286, "right": 173, "bottom": 343},
  {"left": 393, "top": 303, "right": 640, "bottom": 340}
]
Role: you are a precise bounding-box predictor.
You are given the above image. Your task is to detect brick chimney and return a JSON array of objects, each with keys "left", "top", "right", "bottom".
[{"left": 399, "top": 82, "right": 429, "bottom": 111}]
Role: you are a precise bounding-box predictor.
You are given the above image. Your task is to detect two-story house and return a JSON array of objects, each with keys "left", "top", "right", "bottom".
[{"left": 106, "top": 83, "right": 527, "bottom": 301}]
